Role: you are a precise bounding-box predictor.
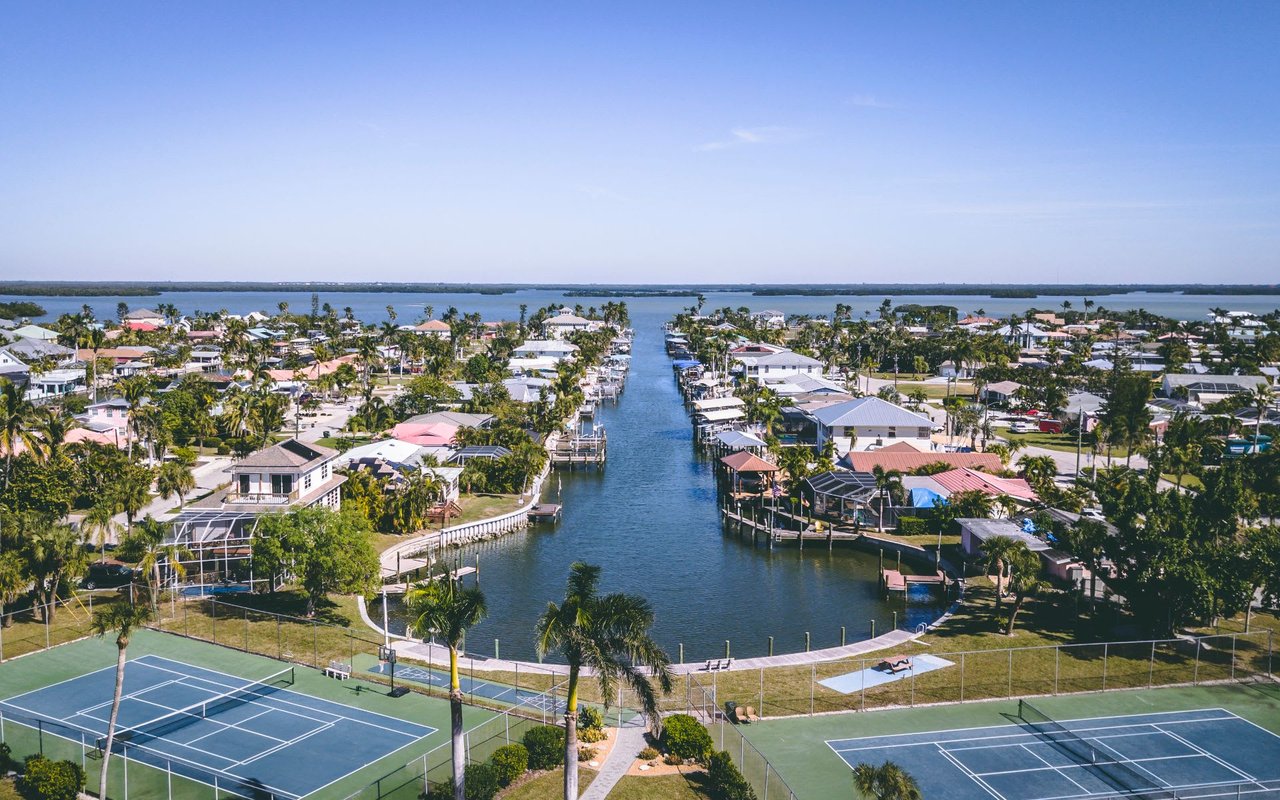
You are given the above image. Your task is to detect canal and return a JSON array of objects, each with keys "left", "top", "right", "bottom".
[{"left": 388, "top": 309, "right": 948, "bottom": 663}]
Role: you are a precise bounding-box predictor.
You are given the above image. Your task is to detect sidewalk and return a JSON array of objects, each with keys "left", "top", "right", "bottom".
[{"left": 580, "top": 714, "right": 648, "bottom": 800}]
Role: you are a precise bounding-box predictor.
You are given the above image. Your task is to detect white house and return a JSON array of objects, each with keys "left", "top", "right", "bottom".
[
  {"left": 408, "top": 319, "right": 452, "bottom": 338},
  {"left": 750, "top": 310, "right": 787, "bottom": 329},
  {"left": 1161, "top": 374, "right": 1268, "bottom": 406},
  {"left": 807, "top": 396, "right": 936, "bottom": 454},
  {"left": 543, "top": 309, "right": 594, "bottom": 339},
  {"left": 123, "top": 308, "right": 166, "bottom": 326},
  {"left": 512, "top": 340, "right": 579, "bottom": 361},
  {"left": 733, "top": 349, "right": 824, "bottom": 382}
]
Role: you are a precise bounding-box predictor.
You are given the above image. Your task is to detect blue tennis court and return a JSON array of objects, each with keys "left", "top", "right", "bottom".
[
  {"left": 0, "top": 655, "right": 435, "bottom": 799},
  {"left": 366, "top": 661, "right": 567, "bottom": 715},
  {"left": 827, "top": 707, "right": 1280, "bottom": 800}
]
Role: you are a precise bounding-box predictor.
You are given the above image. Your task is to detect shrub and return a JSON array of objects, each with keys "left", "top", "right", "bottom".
[
  {"left": 21, "top": 755, "right": 85, "bottom": 800},
  {"left": 660, "top": 714, "right": 713, "bottom": 761},
  {"left": 422, "top": 783, "right": 451, "bottom": 800},
  {"left": 463, "top": 763, "right": 500, "bottom": 800},
  {"left": 896, "top": 516, "right": 927, "bottom": 535},
  {"left": 579, "top": 726, "right": 606, "bottom": 743},
  {"left": 578, "top": 745, "right": 598, "bottom": 762},
  {"left": 706, "top": 750, "right": 758, "bottom": 800},
  {"left": 522, "top": 724, "right": 565, "bottom": 771},
  {"left": 577, "top": 705, "right": 604, "bottom": 732},
  {"left": 664, "top": 752, "right": 685, "bottom": 765},
  {"left": 639, "top": 746, "right": 660, "bottom": 761},
  {"left": 0, "top": 742, "right": 10, "bottom": 773},
  {"left": 489, "top": 743, "right": 528, "bottom": 787},
  {"left": 216, "top": 442, "right": 231, "bottom": 455}
]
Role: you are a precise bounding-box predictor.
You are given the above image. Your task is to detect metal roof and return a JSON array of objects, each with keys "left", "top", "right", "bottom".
[{"left": 809, "top": 397, "right": 934, "bottom": 429}]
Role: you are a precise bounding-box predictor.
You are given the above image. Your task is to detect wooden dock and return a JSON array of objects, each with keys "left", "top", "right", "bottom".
[
  {"left": 528, "top": 503, "right": 562, "bottom": 523},
  {"left": 382, "top": 566, "right": 478, "bottom": 594},
  {"left": 720, "top": 507, "right": 862, "bottom": 547},
  {"left": 880, "top": 568, "right": 949, "bottom": 594},
  {"left": 551, "top": 430, "right": 607, "bottom": 468}
]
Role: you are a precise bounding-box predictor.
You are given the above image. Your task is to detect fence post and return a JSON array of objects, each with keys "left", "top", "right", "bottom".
[
  {"left": 1230, "top": 635, "right": 1237, "bottom": 681},
  {"left": 960, "top": 652, "right": 965, "bottom": 701},
  {"left": 211, "top": 599, "right": 217, "bottom": 643},
  {"left": 1007, "top": 648, "right": 1013, "bottom": 697},
  {"left": 809, "top": 665, "right": 815, "bottom": 716},
  {"left": 1054, "top": 647, "right": 1060, "bottom": 695},
  {"left": 1149, "top": 641, "right": 1156, "bottom": 688},
  {"left": 312, "top": 620, "right": 319, "bottom": 668},
  {"left": 1102, "top": 643, "right": 1109, "bottom": 691},
  {"left": 1194, "top": 638, "right": 1201, "bottom": 685},
  {"left": 44, "top": 603, "right": 50, "bottom": 649},
  {"left": 243, "top": 607, "right": 249, "bottom": 652},
  {"left": 277, "top": 617, "right": 282, "bottom": 660},
  {"left": 759, "top": 668, "right": 764, "bottom": 719},
  {"left": 1268, "top": 629, "right": 1274, "bottom": 679}
]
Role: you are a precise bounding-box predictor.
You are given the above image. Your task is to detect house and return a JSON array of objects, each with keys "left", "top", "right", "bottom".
[
  {"left": 84, "top": 397, "right": 135, "bottom": 436},
  {"left": 408, "top": 319, "right": 452, "bottom": 338},
  {"left": 981, "top": 381, "right": 1022, "bottom": 405},
  {"left": 448, "top": 445, "right": 513, "bottom": 465},
  {"left": 938, "top": 360, "right": 986, "bottom": 379},
  {"left": 512, "top": 340, "right": 579, "bottom": 361},
  {"left": 193, "top": 439, "right": 344, "bottom": 512},
  {"left": 187, "top": 347, "right": 223, "bottom": 372},
  {"left": 503, "top": 376, "right": 552, "bottom": 403},
  {"left": 76, "top": 346, "right": 152, "bottom": 365},
  {"left": 956, "top": 518, "right": 1081, "bottom": 582},
  {"left": 759, "top": 373, "right": 846, "bottom": 396},
  {"left": 838, "top": 448, "right": 1003, "bottom": 474},
  {"left": 122, "top": 308, "right": 166, "bottom": 326},
  {"left": 1160, "top": 374, "right": 1269, "bottom": 406},
  {"left": 1209, "top": 311, "right": 1267, "bottom": 340},
  {"left": 9, "top": 324, "right": 59, "bottom": 342},
  {"left": 3, "top": 337, "right": 75, "bottom": 365},
  {"left": 403, "top": 411, "right": 493, "bottom": 430},
  {"left": 543, "top": 309, "right": 594, "bottom": 339},
  {"left": 26, "top": 368, "right": 86, "bottom": 401},
  {"left": 807, "top": 397, "right": 936, "bottom": 454},
  {"left": 750, "top": 310, "right": 787, "bottom": 329},
  {"left": 733, "top": 349, "right": 824, "bottom": 382},
  {"left": 995, "top": 323, "right": 1056, "bottom": 348},
  {"left": 1062, "top": 392, "right": 1106, "bottom": 430}
]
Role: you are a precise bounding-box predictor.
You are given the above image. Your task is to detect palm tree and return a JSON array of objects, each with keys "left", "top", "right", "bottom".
[
  {"left": 871, "top": 466, "right": 902, "bottom": 532},
  {"left": 0, "top": 381, "right": 36, "bottom": 486},
  {"left": 537, "top": 563, "right": 673, "bottom": 800},
  {"left": 979, "top": 535, "right": 1019, "bottom": 614},
  {"left": 1003, "top": 542, "right": 1047, "bottom": 634},
  {"left": 406, "top": 579, "right": 487, "bottom": 800},
  {"left": 92, "top": 599, "right": 155, "bottom": 800},
  {"left": 0, "top": 552, "right": 26, "bottom": 629},
  {"left": 853, "top": 761, "right": 922, "bottom": 800},
  {"left": 1248, "top": 383, "right": 1276, "bottom": 452},
  {"left": 84, "top": 326, "right": 106, "bottom": 402},
  {"left": 82, "top": 497, "right": 120, "bottom": 562},
  {"left": 136, "top": 520, "right": 191, "bottom": 610},
  {"left": 117, "top": 374, "right": 152, "bottom": 460},
  {"left": 156, "top": 460, "right": 196, "bottom": 507},
  {"left": 32, "top": 406, "right": 77, "bottom": 463}
]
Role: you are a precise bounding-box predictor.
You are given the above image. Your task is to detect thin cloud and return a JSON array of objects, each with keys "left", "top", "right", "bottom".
[
  {"left": 696, "top": 126, "right": 803, "bottom": 152},
  {"left": 846, "top": 93, "right": 896, "bottom": 109},
  {"left": 925, "top": 199, "right": 1185, "bottom": 217},
  {"left": 572, "top": 184, "right": 630, "bottom": 202}
]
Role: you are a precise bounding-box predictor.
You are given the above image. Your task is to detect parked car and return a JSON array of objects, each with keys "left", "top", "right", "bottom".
[
  {"left": 1010, "top": 421, "right": 1039, "bottom": 433},
  {"left": 80, "top": 561, "right": 136, "bottom": 590},
  {"left": 1081, "top": 507, "right": 1106, "bottom": 521}
]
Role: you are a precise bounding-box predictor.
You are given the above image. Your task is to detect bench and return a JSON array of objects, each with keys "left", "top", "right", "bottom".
[
  {"left": 325, "top": 660, "right": 352, "bottom": 680},
  {"left": 702, "top": 658, "right": 733, "bottom": 672}
]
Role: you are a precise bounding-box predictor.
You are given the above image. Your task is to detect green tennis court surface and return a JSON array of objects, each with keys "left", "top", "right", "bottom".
[{"left": 741, "top": 684, "right": 1280, "bottom": 800}]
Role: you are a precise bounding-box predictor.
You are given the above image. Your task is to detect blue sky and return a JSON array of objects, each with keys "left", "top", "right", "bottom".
[{"left": 2, "top": 1, "right": 1277, "bottom": 283}]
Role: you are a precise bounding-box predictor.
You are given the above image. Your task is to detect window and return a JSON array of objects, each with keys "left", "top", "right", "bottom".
[
  {"left": 303, "top": 473, "right": 312, "bottom": 491},
  {"left": 271, "top": 474, "right": 293, "bottom": 496},
  {"left": 321, "top": 464, "right": 329, "bottom": 480},
  {"left": 888, "top": 427, "right": 898, "bottom": 438},
  {"left": 238, "top": 475, "right": 251, "bottom": 495}
]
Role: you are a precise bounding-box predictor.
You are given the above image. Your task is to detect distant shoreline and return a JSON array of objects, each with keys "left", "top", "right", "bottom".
[{"left": 0, "top": 281, "right": 1278, "bottom": 299}]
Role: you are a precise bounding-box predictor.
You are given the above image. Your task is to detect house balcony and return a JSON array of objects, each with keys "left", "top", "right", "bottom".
[{"left": 225, "top": 489, "right": 298, "bottom": 505}]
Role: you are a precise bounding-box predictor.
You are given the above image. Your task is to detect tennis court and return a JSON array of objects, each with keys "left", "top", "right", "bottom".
[
  {"left": 365, "top": 660, "right": 566, "bottom": 714},
  {"left": 0, "top": 654, "right": 435, "bottom": 799},
  {"left": 827, "top": 705, "right": 1280, "bottom": 800}
]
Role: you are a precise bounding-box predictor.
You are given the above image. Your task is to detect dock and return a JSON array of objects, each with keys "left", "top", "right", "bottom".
[
  {"left": 880, "top": 568, "right": 950, "bottom": 594},
  {"left": 551, "top": 430, "right": 607, "bottom": 468},
  {"left": 528, "top": 503, "right": 562, "bottom": 523},
  {"left": 381, "top": 567, "right": 478, "bottom": 594}
]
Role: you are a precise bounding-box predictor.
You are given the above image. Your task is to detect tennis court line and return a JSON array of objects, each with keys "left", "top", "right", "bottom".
[
  {"left": 1019, "top": 742, "right": 1092, "bottom": 795},
  {"left": 1153, "top": 725, "right": 1259, "bottom": 785},
  {"left": 235, "top": 718, "right": 337, "bottom": 767},
  {"left": 934, "top": 743, "right": 1006, "bottom": 800},
  {"left": 135, "top": 655, "right": 434, "bottom": 738}
]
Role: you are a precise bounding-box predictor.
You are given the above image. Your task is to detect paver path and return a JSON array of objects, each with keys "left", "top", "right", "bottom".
[{"left": 581, "top": 714, "right": 648, "bottom": 800}]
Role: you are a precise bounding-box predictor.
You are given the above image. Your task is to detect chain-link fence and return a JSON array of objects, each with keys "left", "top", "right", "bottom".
[
  {"left": 0, "top": 591, "right": 135, "bottom": 663},
  {"left": 688, "top": 670, "right": 799, "bottom": 800}
]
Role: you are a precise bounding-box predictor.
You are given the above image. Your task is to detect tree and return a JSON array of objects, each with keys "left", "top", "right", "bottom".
[
  {"left": 0, "top": 552, "right": 27, "bottom": 628},
  {"left": 1247, "top": 382, "right": 1276, "bottom": 450},
  {"left": 406, "top": 579, "right": 487, "bottom": 800},
  {"left": 1061, "top": 520, "right": 1108, "bottom": 611},
  {"left": 871, "top": 466, "right": 902, "bottom": 532},
  {"left": 115, "top": 463, "right": 154, "bottom": 532},
  {"left": 853, "top": 761, "right": 922, "bottom": 800},
  {"left": 253, "top": 508, "right": 378, "bottom": 616},
  {"left": 979, "top": 534, "right": 1019, "bottom": 614},
  {"left": 0, "top": 381, "right": 36, "bottom": 487},
  {"left": 1017, "top": 455, "right": 1057, "bottom": 494},
  {"left": 1003, "top": 542, "right": 1048, "bottom": 634},
  {"left": 156, "top": 460, "right": 196, "bottom": 507},
  {"left": 22, "top": 519, "right": 86, "bottom": 622},
  {"left": 92, "top": 599, "right": 154, "bottom": 800},
  {"left": 536, "top": 563, "right": 672, "bottom": 800}
]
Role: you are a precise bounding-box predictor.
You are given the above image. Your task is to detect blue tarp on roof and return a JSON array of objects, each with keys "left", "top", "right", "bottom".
[
  {"left": 671, "top": 359, "right": 701, "bottom": 369},
  {"left": 911, "top": 488, "right": 945, "bottom": 508}
]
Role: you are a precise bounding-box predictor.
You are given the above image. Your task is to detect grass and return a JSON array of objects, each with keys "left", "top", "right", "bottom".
[
  {"left": 609, "top": 773, "right": 711, "bottom": 799},
  {"left": 500, "top": 768, "right": 596, "bottom": 799},
  {"left": 0, "top": 778, "right": 18, "bottom": 800},
  {"left": 0, "top": 591, "right": 132, "bottom": 662},
  {"left": 690, "top": 577, "right": 1273, "bottom": 719},
  {"left": 1003, "top": 429, "right": 1134, "bottom": 459},
  {"left": 895, "top": 381, "right": 974, "bottom": 400}
]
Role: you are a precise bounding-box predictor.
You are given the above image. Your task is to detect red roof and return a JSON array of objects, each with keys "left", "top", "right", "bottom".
[
  {"left": 931, "top": 468, "right": 1038, "bottom": 502},
  {"left": 720, "top": 451, "right": 779, "bottom": 473},
  {"left": 842, "top": 451, "right": 1003, "bottom": 474},
  {"left": 121, "top": 321, "right": 157, "bottom": 331}
]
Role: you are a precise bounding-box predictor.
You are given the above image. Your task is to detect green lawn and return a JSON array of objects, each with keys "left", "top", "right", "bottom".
[
  {"left": 1003, "top": 429, "right": 1134, "bottom": 459},
  {"left": 609, "top": 773, "right": 710, "bottom": 799},
  {"left": 500, "top": 768, "right": 596, "bottom": 799}
]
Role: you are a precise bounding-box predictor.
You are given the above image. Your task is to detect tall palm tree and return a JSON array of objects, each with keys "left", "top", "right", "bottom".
[
  {"left": 1003, "top": 542, "right": 1047, "bottom": 634},
  {"left": 156, "top": 460, "right": 196, "bottom": 508},
  {"left": 84, "top": 326, "right": 106, "bottom": 402},
  {"left": 406, "top": 579, "right": 487, "bottom": 800},
  {"left": 93, "top": 599, "right": 155, "bottom": 800},
  {"left": 0, "top": 552, "right": 26, "bottom": 629},
  {"left": 871, "top": 466, "right": 902, "bottom": 532},
  {"left": 537, "top": 563, "right": 672, "bottom": 800},
  {"left": 0, "top": 381, "right": 36, "bottom": 486},
  {"left": 32, "top": 406, "right": 77, "bottom": 463},
  {"left": 1248, "top": 383, "right": 1276, "bottom": 452},
  {"left": 980, "top": 535, "right": 1019, "bottom": 614},
  {"left": 853, "top": 761, "right": 922, "bottom": 800},
  {"left": 117, "top": 375, "right": 151, "bottom": 460}
]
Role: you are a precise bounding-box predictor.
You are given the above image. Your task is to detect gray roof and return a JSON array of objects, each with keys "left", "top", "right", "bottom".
[
  {"left": 234, "top": 439, "right": 335, "bottom": 470},
  {"left": 805, "top": 470, "right": 877, "bottom": 501},
  {"left": 1163, "top": 374, "right": 1267, "bottom": 391},
  {"left": 809, "top": 396, "right": 933, "bottom": 429},
  {"left": 404, "top": 411, "right": 493, "bottom": 429},
  {"left": 5, "top": 338, "right": 74, "bottom": 360},
  {"left": 749, "top": 351, "right": 823, "bottom": 368},
  {"left": 957, "top": 518, "right": 1050, "bottom": 551}
]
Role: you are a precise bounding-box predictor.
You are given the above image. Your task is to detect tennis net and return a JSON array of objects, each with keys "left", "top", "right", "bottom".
[
  {"left": 97, "top": 665, "right": 294, "bottom": 752},
  {"left": 1017, "top": 699, "right": 1174, "bottom": 799}
]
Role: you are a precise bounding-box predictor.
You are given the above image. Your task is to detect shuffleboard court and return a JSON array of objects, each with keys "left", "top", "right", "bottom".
[
  {"left": 0, "top": 654, "right": 435, "bottom": 799},
  {"left": 366, "top": 660, "right": 567, "bottom": 715},
  {"left": 827, "top": 707, "right": 1280, "bottom": 800}
]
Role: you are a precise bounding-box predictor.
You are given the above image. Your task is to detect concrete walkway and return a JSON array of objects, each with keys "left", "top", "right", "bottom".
[{"left": 580, "top": 714, "right": 649, "bottom": 800}]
